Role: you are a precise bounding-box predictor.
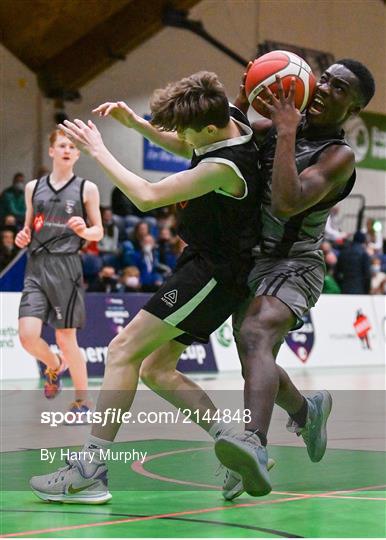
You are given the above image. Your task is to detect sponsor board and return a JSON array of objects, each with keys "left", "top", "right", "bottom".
[
  {"left": 41, "top": 293, "right": 217, "bottom": 376},
  {"left": 277, "top": 295, "right": 385, "bottom": 368},
  {"left": 344, "top": 112, "right": 386, "bottom": 171},
  {"left": 0, "top": 292, "right": 39, "bottom": 379},
  {"left": 211, "top": 296, "right": 385, "bottom": 370},
  {"left": 1, "top": 292, "right": 383, "bottom": 380}
]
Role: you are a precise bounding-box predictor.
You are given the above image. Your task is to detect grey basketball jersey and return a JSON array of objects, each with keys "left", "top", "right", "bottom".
[
  {"left": 29, "top": 175, "right": 87, "bottom": 255},
  {"left": 257, "top": 119, "right": 355, "bottom": 259}
]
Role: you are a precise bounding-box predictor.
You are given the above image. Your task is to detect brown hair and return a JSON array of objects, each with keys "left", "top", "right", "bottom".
[
  {"left": 49, "top": 128, "right": 68, "bottom": 147},
  {"left": 150, "top": 71, "right": 229, "bottom": 132}
]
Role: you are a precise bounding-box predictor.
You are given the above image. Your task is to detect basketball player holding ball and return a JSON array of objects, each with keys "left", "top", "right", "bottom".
[
  {"left": 214, "top": 56, "right": 376, "bottom": 498},
  {"left": 29, "top": 72, "right": 266, "bottom": 504}
]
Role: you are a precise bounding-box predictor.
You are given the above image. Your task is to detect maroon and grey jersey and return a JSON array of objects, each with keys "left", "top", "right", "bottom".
[{"left": 29, "top": 175, "right": 87, "bottom": 255}]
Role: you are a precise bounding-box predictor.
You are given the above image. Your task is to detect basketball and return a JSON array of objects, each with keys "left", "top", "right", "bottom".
[{"left": 245, "top": 50, "right": 316, "bottom": 117}]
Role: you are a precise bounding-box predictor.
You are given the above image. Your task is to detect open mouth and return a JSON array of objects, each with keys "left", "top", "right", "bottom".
[{"left": 308, "top": 96, "right": 325, "bottom": 114}]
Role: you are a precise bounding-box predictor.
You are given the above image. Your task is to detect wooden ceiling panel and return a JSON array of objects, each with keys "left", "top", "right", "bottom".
[
  {"left": 0, "top": 0, "right": 132, "bottom": 69},
  {"left": 0, "top": 0, "right": 201, "bottom": 95}
]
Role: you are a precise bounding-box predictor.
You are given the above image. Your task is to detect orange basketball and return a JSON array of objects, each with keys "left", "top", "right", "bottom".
[{"left": 245, "top": 50, "right": 316, "bottom": 118}]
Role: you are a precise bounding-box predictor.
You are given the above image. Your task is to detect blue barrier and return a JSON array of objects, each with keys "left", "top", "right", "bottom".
[{"left": 0, "top": 250, "right": 26, "bottom": 292}]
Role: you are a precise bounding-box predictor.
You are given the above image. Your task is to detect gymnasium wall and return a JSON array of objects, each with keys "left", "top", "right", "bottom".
[
  {"left": 1, "top": 0, "right": 385, "bottom": 206},
  {"left": 0, "top": 44, "right": 40, "bottom": 188}
]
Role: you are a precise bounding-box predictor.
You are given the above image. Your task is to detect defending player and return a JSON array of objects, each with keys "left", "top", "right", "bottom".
[
  {"left": 16, "top": 130, "right": 103, "bottom": 413},
  {"left": 214, "top": 59, "right": 375, "bottom": 497},
  {"left": 29, "top": 71, "right": 262, "bottom": 503}
]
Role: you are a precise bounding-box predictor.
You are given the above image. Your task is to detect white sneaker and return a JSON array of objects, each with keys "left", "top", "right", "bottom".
[
  {"left": 287, "top": 391, "right": 332, "bottom": 462},
  {"left": 30, "top": 455, "right": 112, "bottom": 504},
  {"left": 215, "top": 431, "right": 272, "bottom": 497},
  {"left": 222, "top": 457, "right": 276, "bottom": 501}
]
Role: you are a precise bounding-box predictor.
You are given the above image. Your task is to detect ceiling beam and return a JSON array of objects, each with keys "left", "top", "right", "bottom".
[{"left": 37, "top": 0, "right": 201, "bottom": 98}]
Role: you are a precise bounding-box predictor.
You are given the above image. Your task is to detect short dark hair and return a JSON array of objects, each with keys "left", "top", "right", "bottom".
[
  {"left": 150, "top": 71, "right": 230, "bottom": 132},
  {"left": 335, "top": 59, "right": 375, "bottom": 107}
]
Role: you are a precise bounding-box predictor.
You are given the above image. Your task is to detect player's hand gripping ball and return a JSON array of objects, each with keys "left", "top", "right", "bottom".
[{"left": 245, "top": 50, "right": 316, "bottom": 118}]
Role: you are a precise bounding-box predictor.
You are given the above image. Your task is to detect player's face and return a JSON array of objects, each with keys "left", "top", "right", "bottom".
[
  {"left": 307, "top": 64, "right": 361, "bottom": 126},
  {"left": 49, "top": 135, "right": 80, "bottom": 167}
]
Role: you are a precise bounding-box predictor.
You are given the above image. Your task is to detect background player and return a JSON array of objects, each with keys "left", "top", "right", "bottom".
[
  {"left": 30, "top": 71, "right": 262, "bottom": 503},
  {"left": 215, "top": 59, "right": 376, "bottom": 498},
  {"left": 16, "top": 129, "right": 103, "bottom": 414}
]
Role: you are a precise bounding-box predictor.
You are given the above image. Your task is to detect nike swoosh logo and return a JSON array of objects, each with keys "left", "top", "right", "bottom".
[{"left": 67, "top": 481, "right": 99, "bottom": 494}]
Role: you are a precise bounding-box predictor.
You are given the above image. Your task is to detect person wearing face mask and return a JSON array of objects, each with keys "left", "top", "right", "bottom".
[
  {"left": 0, "top": 173, "right": 26, "bottom": 226},
  {"left": 87, "top": 265, "right": 120, "bottom": 293},
  {"left": 370, "top": 257, "right": 386, "bottom": 294},
  {"left": 119, "top": 266, "right": 142, "bottom": 292},
  {"left": 0, "top": 228, "right": 19, "bottom": 271}
]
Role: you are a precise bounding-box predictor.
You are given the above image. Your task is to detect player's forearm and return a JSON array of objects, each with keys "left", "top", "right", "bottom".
[
  {"left": 271, "top": 129, "right": 301, "bottom": 217},
  {"left": 82, "top": 225, "right": 103, "bottom": 242},
  {"left": 131, "top": 116, "right": 192, "bottom": 159},
  {"left": 93, "top": 145, "right": 154, "bottom": 212}
]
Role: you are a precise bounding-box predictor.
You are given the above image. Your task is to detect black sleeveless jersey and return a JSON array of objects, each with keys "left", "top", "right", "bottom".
[
  {"left": 176, "top": 105, "right": 261, "bottom": 287},
  {"left": 257, "top": 116, "right": 356, "bottom": 258}
]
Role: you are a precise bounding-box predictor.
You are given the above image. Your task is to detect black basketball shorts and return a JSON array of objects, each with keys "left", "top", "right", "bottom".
[{"left": 143, "top": 251, "right": 245, "bottom": 345}]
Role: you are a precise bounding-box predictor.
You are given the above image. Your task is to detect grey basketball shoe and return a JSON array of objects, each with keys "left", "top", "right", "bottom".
[
  {"left": 30, "top": 456, "right": 112, "bottom": 504},
  {"left": 287, "top": 390, "right": 332, "bottom": 462},
  {"left": 215, "top": 431, "right": 272, "bottom": 497},
  {"left": 222, "top": 457, "right": 276, "bottom": 501}
]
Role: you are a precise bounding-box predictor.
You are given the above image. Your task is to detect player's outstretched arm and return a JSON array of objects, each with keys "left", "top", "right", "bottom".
[
  {"left": 93, "top": 101, "right": 193, "bottom": 159},
  {"left": 60, "top": 118, "right": 244, "bottom": 211},
  {"left": 257, "top": 76, "right": 355, "bottom": 217}
]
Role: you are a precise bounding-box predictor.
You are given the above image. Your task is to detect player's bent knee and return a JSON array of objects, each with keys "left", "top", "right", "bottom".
[
  {"left": 19, "top": 330, "right": 40, "bottom": 350},
  {"left": 106, "top": 335, "right": 141, "bottom": 367},
  {"left": 139, "top": 366, "right": 163, "bottom": 388},
  {"left": 55, "top": 332, "right": 74, "bottom": 352},
  {"left": 239, "top": 314, "right": 280, "bottom": 355}
]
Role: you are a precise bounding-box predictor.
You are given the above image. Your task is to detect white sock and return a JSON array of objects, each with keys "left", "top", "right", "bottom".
[{"left": 82, "top": 435, "right": 112, "bottom": 462}]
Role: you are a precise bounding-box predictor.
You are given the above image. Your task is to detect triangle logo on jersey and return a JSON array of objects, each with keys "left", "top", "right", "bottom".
[{"left": 162, "top": 289, "right": 178, "bottom": 307}]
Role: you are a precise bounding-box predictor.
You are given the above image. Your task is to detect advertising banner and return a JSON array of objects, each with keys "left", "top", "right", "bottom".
[
  {"left": 344, "top": 112, "right": 386, "bottom": 171},
  {"left": 278, "top": 295, "right": 385, "bottom": 368},
  {"left": 41, "top": 293, "right": 217, "bottom": 377},
  {"left": 0, "top": 292, "right": 39, "bottom": 379},
  {"left": 211, "top": 295, "right": 385, "bottom": 370},
  {"left": 1, "top": 292, "right": 383, "bottom": 380}
]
